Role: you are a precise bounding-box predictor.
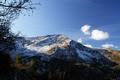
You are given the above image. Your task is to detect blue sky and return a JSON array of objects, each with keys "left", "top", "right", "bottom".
[{"left": 12, "top": 0, "right": 120, "bottom": 49}]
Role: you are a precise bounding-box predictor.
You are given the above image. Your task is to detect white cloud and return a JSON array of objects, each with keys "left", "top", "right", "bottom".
[
  {"left": 102, "top": 43, "right": 118, "bottom": 49},
  {"left": 81, "top": 25, "right": 91, "bottom": 35},
  {"left": 78, "top": 38, "right": 83, "bottom": 43},
  {"left": 91, "top": 29, "right": 109, "bottom": 40},
  {"left": 84, "top": 44, "right": 93, "bottom": 48}
]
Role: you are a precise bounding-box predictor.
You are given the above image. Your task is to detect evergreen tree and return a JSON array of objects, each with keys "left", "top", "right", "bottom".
[{"left": 15, "top": 54, "right": 22, "bottom": 64}]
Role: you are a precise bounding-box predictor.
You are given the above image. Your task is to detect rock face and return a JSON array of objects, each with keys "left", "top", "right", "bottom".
[{"left": 12, "top": 34, "right": 115, "bottom": 66}]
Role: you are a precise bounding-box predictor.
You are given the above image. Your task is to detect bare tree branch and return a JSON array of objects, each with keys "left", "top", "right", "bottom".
[{"left": 0, "top": 0, "right": 36, "bottom": 51}]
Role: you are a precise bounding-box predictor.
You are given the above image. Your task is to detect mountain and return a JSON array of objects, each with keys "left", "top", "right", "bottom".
[
  {"left": 97, "top": 49, "right": 120, "bottom": 64},
  {"left": 1, "top": 34, "right": 120, "bottom": 80},
  {"left": 10, "top": 34, "right": 115, "bottom": 66}
]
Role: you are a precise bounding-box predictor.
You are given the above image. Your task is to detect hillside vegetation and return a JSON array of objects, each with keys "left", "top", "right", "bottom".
[{"left": 1, "top": 50, "right": 120, "bottom": 80}]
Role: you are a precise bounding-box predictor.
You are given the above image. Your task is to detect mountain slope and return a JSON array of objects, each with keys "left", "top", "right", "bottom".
[
  {"left": 98, "top": 49, "right": 120, "bottom": 64},
  {"left": 12, "top": 34, "right": 115, "bottom": 66}
]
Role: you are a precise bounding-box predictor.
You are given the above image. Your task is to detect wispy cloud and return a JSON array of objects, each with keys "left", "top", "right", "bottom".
[
  {"left": 84, "top": 44, "right": 93, "bottom": 48},
  {"left": 77, "top": 37, "right": 93, "bottom": 48},
  {"left": 77, "top": 38, "right": 83, "bottom": 43},
  {"left": 101, "top": 43, "right": 118, "bottom": 49},
  {"left": 81, "top": 25, "right": 91, "bottom": 35}
]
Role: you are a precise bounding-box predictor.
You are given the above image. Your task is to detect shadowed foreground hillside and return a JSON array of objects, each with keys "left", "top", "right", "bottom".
[{"left": 0, "top": 51, "right": 120, "bottom": 80}]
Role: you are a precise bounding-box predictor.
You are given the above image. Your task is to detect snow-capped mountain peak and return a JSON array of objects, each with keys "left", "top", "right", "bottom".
[
  {"left": 25, "top": 34, "right": 71, "bottom": 54},
  {"left": 12, "top": 34, "right": 114, "bottom": 66}
]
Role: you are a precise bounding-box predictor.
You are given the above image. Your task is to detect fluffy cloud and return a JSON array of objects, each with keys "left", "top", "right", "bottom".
[
  {"left": 91, "top": 29, "right": 109, "bottom": 40},
  {"left": 81, "top": 25, "right": 91, "bottom": 35},
  {"left": 84, "top": 44, "right": 93, "bottom": 48},
  {"left": 80, "top": 25, "right": 109, "bottom": 40},
  {"left": 102, "top": 43, "right": 117, "bottom": 49},
  {"left": 77, "top": 38, "right": 83, "bottom": 43}
]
